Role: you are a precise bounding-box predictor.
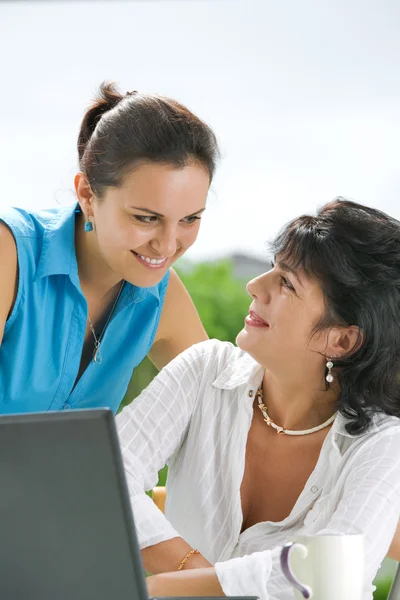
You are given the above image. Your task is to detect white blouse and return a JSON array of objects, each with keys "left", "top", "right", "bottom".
[{"left": 117, "top": 339, "right": 400, "bottom": 600}]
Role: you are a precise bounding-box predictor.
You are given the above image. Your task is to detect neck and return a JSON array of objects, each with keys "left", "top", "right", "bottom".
[
  {"left": 260, "top": 364, "right": 338, "bottom": 432},
  {"left": 75, "top": 212, "right": 122, "bottom": 298}
]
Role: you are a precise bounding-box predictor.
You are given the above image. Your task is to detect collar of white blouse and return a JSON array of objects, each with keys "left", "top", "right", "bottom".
[{"left": 211, "top": 350, "right": 381, "bottom": 443}]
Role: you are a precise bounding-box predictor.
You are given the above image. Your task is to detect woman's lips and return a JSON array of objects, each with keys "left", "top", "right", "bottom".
[
  {"left": 244, "top": 310, "right": 269, "bottom": 328},
  {"left": 131, "top": 251, "right": 168, "bottom": 270}
]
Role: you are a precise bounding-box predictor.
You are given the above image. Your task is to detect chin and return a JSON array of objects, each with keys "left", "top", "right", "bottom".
[
  {"left": 124, "top": 266, "right": 168, "bottom": 289},
  {"left": 236, "top": 328, "right": 256, "bottom": 354},
  {"left": 236, "top": 328, "right": 267, "bottom": 367},
  {"left": 235, "top": 328, "right": 246, "bottom": 349}
]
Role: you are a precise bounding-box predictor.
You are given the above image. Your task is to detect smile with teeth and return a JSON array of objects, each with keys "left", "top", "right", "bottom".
[{"left": 133, "top": 251, "right": 168, "bottom": 267}]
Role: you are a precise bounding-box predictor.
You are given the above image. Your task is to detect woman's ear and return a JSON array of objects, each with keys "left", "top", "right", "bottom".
[
  {"left": 74, "top": 172, "right": 95, "bottom": 217},
  {"left": 327, "top": 325, "right": 363, "bottom": 359}
]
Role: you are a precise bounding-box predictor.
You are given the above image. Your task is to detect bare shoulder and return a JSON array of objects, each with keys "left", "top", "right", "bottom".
[
  {"left": 164, "top": 266, "right": 186, "bottom": 295},
  {"left": 159, "top": 268, "right": 203, "bottom": 330},
  {"left": 0, "top": 221, "right": 18, "bottom": 342},
  {"left": 148, "top": 268, "right": 208, "bottom": 369},
  {"left": 0, "top": 220, "right": 18, "bottom": 269}
]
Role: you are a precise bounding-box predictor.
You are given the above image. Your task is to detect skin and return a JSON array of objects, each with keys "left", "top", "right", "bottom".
[
  {"left": 0, "top": 161, "right": 210, "bottom": 379},
  {"left": 388, "top": 523, "right": 400, "bottom": 560},
  {"left": 144, "top": 259, "right": 364, "bottom": 597},
  {"left": 0, "top": 222, "right": 18, "bottom": 343}
]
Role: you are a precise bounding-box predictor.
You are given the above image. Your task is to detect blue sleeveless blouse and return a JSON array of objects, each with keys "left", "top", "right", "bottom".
[{"left": 0, "top": 203, "right": 169, "bottom": 414}]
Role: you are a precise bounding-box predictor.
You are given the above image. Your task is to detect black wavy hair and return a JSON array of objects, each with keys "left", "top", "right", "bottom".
[{"left": 270, "top": 197, "right": 400, "bottom": 434}]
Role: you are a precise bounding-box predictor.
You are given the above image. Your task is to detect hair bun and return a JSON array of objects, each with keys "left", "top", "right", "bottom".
[{"left": 77, "top": 81, "right": 124, "bottom": 161}]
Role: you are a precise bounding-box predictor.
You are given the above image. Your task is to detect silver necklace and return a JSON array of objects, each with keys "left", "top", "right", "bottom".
[
  {"left": 87, "top": 280, "right": 124, "bottom": 364},
  {"left": 255, "top": 386, "right": 336, "bottom": 436}
]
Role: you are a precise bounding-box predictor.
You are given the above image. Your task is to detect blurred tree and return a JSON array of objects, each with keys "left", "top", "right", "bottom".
[
  {"left": 177, "top": 259, "right": 251, "bottom": 343},
  {"left": 373, "top": 579, "right": 392, "bottom": 600}
]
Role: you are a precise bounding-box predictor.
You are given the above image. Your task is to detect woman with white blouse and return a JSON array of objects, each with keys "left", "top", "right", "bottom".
[{"left": 117, "top": 197, "right": 400, "bottom": 600}]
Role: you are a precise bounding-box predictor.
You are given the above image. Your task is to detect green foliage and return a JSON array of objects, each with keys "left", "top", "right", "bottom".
[
  {"left": 373, "top": 578, "right": 392, "bottom": 600},
  {"left": 120, "top": 358, "right": 157, "bottom": 411},
  {"left": 177, "top": 259, "right": 250, "bottom": 344},
  {"left": 156, "top": 465, "right": 168, "bottom": 487}
]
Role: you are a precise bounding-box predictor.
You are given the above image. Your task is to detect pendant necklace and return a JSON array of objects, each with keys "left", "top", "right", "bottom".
[{"left": 87, "top": 280, "right": 124, "bottom": 364}]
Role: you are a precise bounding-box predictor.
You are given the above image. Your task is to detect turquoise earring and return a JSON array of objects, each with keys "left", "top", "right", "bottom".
[{"left": 84, "top": 220, "right": 93, "bottom": 232}]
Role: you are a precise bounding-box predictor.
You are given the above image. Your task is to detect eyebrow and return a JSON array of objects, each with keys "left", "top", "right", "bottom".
[
  {"left": 278, "top": 260, "right": 304, "bottom": 287},
  {"left": 129, "top": 206, "right": 206, "bottom": 218}
]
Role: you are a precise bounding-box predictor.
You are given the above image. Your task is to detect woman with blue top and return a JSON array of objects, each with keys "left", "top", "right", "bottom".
[{"left": 0, "top": 82, "right": 219, "bottom": 414}]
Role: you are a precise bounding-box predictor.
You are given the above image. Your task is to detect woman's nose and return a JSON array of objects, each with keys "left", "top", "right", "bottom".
[
  {"left": 150, "top": 226, "right": 178, "bottom": 257},
  {"left": 246, "top": 277, "right": 258, "bottom": 299},
  {"left": 246, "top": 271, "right": 271, "bottom": 301}
]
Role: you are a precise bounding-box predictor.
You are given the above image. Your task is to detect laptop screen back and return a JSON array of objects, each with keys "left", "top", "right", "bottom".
[{"left": 0, "top": 409, "right": 148, "bottom": 600}]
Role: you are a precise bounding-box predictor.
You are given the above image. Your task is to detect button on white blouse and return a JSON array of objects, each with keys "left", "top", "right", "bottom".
[{"left": 117, "top": 340, "right": 400, "bottom": 600}]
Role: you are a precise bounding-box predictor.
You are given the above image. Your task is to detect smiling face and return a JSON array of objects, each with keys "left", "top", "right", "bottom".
[
  {"left": 236, "top": 258, "right": 331, "bottom": 377},
  {"left": 79, "top": 161, "right": 210, "bottom": 287}
]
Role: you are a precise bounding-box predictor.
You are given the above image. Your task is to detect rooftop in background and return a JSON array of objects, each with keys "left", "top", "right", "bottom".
[
  {"left": 229, "top": 253, "right": 270, "bottom": 281},
  {"left": 177, "top": 252, "right": 270, "bottom": 282}
]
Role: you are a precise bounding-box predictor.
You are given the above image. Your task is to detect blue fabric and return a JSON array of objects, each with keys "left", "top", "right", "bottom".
[{"left": 0, "top": 203, "right": 169, "bottom": 414}]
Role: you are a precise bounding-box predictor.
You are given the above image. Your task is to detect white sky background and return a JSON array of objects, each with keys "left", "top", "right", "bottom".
[{"left": 0, "top": 0, "right": 399, "bottom": 261}]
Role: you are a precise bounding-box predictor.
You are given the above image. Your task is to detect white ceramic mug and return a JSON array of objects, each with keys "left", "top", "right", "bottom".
[{"left": 280, "top": 534, "right": 364, "bottom": 600}]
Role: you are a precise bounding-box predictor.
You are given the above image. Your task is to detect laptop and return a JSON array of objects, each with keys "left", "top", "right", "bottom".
[{"left": 0, "top": 409, "right": 257, "bottom": 600}]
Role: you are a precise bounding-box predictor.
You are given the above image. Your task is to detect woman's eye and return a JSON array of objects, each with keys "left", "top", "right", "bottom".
[
  {"left": 182, "top": 215, "right": 201, "bottom": 224},
  {"left": 280, "top": 275, "right": 294, "bottom": 291},
  {"left": 133, "top": 215, "right": 158, "bottom": 224}
]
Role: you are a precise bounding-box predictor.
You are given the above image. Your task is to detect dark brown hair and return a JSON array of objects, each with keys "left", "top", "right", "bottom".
[
  {"left": 271, "top": 198, "right": 400, "bottom": 434},
  {"left": 77, "top": 82, "right": 220, "bottom": 197}
]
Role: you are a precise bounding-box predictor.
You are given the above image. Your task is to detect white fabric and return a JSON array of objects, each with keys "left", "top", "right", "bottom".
[{"left": 117, "top": 339, "right": 400, "bottom": 600}]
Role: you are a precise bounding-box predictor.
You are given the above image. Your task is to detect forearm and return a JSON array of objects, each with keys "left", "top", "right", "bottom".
[
  {"left": 147, "top": 567, "right": 224, "bottom": 597},
  {"left": 142, "top": 537, "right": 212, "bottom": 574}
]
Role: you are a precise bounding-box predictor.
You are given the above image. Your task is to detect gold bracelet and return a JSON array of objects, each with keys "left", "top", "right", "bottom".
[{"left": 177, "top": 548, "right": 201, "bottom": 571}]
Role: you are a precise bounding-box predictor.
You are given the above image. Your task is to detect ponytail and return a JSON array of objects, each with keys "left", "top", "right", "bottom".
[{"left": 77, "top": 82, "right": 123, "bottom": 162}]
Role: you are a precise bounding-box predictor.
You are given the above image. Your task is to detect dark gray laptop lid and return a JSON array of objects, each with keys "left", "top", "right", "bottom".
[{"left": 0, "top": 409, "right": 148, "bottom": 600}]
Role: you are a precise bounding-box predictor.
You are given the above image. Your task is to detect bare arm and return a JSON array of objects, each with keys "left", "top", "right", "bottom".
[
  {"left": 0, "top": 222, "right": 18, "bottom": 344},
  {"left": 148, "top": 268, "right": 208, "bottom": 370},
  {"left": 142, "top": 538, "right": 212, "bottom": 574},
  {"left": 147, "top": 567, "right": 223, "bottom": 598}
]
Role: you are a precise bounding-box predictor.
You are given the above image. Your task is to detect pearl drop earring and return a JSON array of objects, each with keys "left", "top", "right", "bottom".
[{"left": 326, "top": 359, "right": 334, "bottom": 383}]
